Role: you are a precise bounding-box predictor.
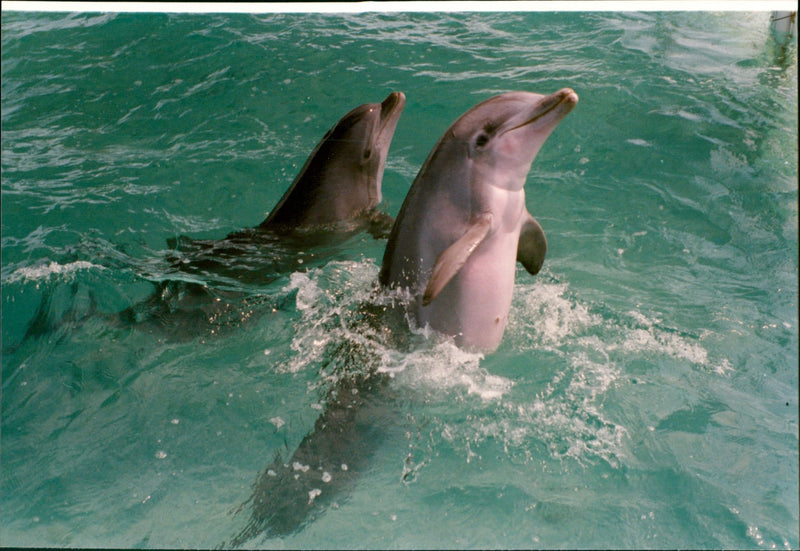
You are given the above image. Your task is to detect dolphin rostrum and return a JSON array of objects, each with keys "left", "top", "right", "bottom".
[{"left": 379, "top": 89, "right": 578, "bottom": 351}]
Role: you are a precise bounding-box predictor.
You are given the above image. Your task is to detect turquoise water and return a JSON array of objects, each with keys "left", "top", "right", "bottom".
[{"left": 1, "top": 9, "right": 797, "bottom": 549}]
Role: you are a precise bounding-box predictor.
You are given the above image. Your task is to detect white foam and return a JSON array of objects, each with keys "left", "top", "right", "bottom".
[
  {"left": 569, "top": 340, "right": 620, "bottom": 399},
  {"left": 279, "top": 269, "right": 331, "bottom": 373},
  {"left": 283, "top": 271, "right": 320, "bottom": 313},
  {"left": 613, "top": 312, "right": 732, "bottom": 374},
  {"left": 389, "top": 340, "right": 513, "bottom": 402},
  {"left": 496, "top": 277, "right": 735, "bottom": 466},
  {"left": 278, "top": 260, "right": 395, "bottom": 378},
  {"left": 5, "top": 260, "right": 103, "bottom": 284},
  {"left": 517, "top": 395, "right": 628, "bottom": 468},
  {"left": 619, "top": 327, "right": 709, "bottom": 364},
  {"left": 512, "top": 280, "right": 731, "bottom": 374},
  {"left": 278, "top": 259, "right": 515, "bottom": 401},
  {"left": 509, "top": 281, "right": 600, "bottom": 349}
]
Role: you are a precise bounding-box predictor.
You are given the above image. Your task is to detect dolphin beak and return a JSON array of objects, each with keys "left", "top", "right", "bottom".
[
  {"left": 533, "top": 88, "right": 578, "bottom": 119},
  {"left": 367, "top": 92, "right": 405, "bottom": 205},
  {"left": 506, "top": 88, "right": 578, "bottom": 134},
  {"left": 379, "top": 91, "right": 406, "bottom": 135}
]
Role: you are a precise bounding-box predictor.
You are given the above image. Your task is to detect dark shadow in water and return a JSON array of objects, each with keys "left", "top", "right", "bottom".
[
  {"left": 115, "top": 212, "right": 393, "bottom": 337},
  {"left": 769, "top": 11, "right": 797, "bottom": 70},
  {"left": 162, "top": 211, "right": 393, "bottom": 287},
  {"left": 222, "top": 300, "right": 412, "bottom": 548},
  {"left": 16, "top": 211, "right": 394, "bottom": 346},
  {"left": 225, "top": 369, "right": 393, "bottom": 547}
]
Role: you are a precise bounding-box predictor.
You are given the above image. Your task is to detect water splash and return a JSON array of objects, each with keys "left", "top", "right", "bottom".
[{"left": 280, "top": 260, "right": 515, "bottom": 403}]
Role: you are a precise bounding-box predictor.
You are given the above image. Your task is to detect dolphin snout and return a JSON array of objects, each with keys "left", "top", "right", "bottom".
[
  {"left": 559, "top": 87, "right": 579, "bottom": 107},
  {"left": 540, "top": 88, "right": 579, "bottom": 113},
  {"left": 381, "top": 91, "right": 406, "bottom": 119},
  {"left": 504, "top": 88, "right": 578, "bottom": 135}
]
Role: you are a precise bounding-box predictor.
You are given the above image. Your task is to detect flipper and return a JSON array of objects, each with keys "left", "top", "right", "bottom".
[
  {"left": 422, "top": 214, "right": 492, "bottom": 306},
  {"left": 517, "top": 211, "right": 547, "bottom": 275}
]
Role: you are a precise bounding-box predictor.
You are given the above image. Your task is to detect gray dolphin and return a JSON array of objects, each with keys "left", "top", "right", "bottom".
[
  {"left": 380, "top": 88, "right": 578, "bottom": 350},
  {"left": 222, "top": 90, "right": 577, "bottom": 545},
  {"left": 21, "top": 94, "right": 406, "bottom": 344},
  {"left": 161, "top": 92, "right": 405, "bottom": 285},
  {"left": 227, "top": 369, "right": 394, "bottom": 546},
  {"left": 110, "top": 93, "right": 406, "bottom": 339}
]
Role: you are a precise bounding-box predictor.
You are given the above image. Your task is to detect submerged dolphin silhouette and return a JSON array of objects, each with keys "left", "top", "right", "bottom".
[
  {"left": 380, "top": 88, "right": 578, "bottom": 350},
  {"left": 227, "top": 368, "right": 393, "bottom": 547}
]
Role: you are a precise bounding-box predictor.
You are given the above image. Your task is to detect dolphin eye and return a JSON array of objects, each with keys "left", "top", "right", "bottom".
[{"left": 474, "top": 133, "right": 490, "bottom": 148}]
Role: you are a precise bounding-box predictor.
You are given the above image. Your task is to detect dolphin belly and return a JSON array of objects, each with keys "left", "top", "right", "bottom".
[{"left": 418, "top": 223, "right": 519, "bottom": 350}]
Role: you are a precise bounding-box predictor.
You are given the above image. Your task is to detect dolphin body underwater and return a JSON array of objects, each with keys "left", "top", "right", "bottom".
[{"left": 228, "top": 89, "right": 578, "bottom": 546}]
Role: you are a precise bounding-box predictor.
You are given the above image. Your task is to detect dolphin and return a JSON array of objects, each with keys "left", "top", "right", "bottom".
[
  {"left": 221, "top": 90, "right": 578, "bottom": 545},
  {"left": 165, "top": 91, "right": 406, "bottom": 285},
  {"left": 379, "top": 88, "right": 578, "bottom": 350},
  {"left": 227, "top": 368, "right": 394, "bottom": 546},
  {"left": 28, "top": 93, "right": 407, "bottom": 343}
]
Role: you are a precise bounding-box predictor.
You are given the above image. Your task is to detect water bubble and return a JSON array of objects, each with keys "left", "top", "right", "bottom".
[
  {"left": 270, "top": 416, "right": 285, "bottom": 429},
  {"left": 292, "top": 462, "right": 310, "bottom": 472}
]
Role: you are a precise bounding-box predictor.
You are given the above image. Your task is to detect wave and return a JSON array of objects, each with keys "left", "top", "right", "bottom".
[{"left": 4, "top": 260, "right": 104, "bottom": 284}]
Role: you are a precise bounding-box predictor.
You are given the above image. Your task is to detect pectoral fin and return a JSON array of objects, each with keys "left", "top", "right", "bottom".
[
  {"left": 423, "top": 214, "right": 492, "bottom": 306},
  {"left": 517, "top": 212, "right": 547, "bottom": 275}
]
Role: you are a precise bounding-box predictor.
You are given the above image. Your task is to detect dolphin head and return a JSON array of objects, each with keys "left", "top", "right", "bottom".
[
  {"left": 330, "top": 91, "right": 406, "bottom": 205},
  {"left": 447, "top": 88, "right": 578, "bottom": 191},
  {"left": 262, "top": 92, "right": 405, "bottom": 229}
]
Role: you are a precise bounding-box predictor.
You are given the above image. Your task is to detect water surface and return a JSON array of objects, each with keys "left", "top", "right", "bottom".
[{"left": 2, "top": 9, "right": 797, "bottom": 549}]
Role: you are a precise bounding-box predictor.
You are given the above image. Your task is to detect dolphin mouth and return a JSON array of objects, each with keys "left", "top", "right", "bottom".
[
  {"left": 506, "top": 88, "right": 578, "bottom": 134},
  {"left": 378, "top": 91, "right": 406, "bottom": 135}
]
